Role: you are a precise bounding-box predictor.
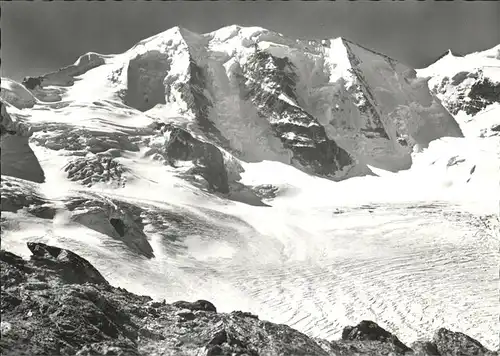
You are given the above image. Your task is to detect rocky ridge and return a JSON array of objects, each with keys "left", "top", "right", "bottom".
[
  {"left": 1, "top": 242, "right": 497, "bottom": 356},
  {"left": 241, "top": 48, "right": 356, "bottom": 178}
]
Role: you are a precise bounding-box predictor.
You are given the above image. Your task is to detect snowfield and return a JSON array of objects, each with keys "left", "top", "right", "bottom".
[{"left": 1, "top": 25, "right": 499, "bottom": 350}]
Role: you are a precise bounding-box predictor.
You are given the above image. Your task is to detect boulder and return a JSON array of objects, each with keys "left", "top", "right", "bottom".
[{"left": 172, "top": 299, "right": 217, "bottom": 313}]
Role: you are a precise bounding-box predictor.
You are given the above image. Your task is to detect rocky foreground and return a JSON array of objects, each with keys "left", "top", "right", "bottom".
[{"left": 0, "top": 243, "right": 496, "bottom": 356}]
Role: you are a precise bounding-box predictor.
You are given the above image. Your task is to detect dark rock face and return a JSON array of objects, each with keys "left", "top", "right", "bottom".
[
  {"left": 1, "top": 102, "right": 46, "bottom": 183},
  {"left": 22, "top": 76, "right": 43, "bottom": 90},
  {"left": 125, "top": 50, "right": 171, "bottom": 112},
  {"left": 167, "top": 126, "right": 229, "bottom": 192},
  {"left": 342, "top": 41, "right": 391, "bottom": 141},
  {"left": 110, "top": 218, "right": 126, "bottom": 237},
  {"left": 0, "top": 101, "right": 18, "bottom": 136},
  {"left": 147, "top": 123, "right": 231, "bottom": 193},
  {"left": 1, "top": 243, "right": 497, "bottom": 356},
  {"left": 242, "top": 49, "right": 355, "bottom": 179},
  {"left": 1, "top": 135, "right": 46, "bottom": 183},
  {"left": 466, "top": 78, "right": 500, "bottom": 115},
  {"left": 186, "top": 58, "right": 219, "bottom": 140},
  {"left": 171, "top": 56, "right": 232, "bottom": 149}
]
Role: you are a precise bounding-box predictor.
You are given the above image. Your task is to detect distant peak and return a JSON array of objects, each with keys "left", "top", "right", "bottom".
[{"left": 431, "top": 49, "right": 456, "bottom": 64}]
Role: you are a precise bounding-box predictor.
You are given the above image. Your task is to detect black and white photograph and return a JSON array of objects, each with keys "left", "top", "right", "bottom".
[{"left": 1, "top": 1, "right": 499, "bottom": 355}]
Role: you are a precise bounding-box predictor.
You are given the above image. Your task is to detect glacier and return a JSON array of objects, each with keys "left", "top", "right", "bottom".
[{"left": 1, "top": 25, "right": 499, "bottom": 350}]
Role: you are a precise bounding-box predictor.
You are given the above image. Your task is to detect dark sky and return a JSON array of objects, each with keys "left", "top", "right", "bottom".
[{"left": 2, "top": 1, "right": 499, "bottom": 81}]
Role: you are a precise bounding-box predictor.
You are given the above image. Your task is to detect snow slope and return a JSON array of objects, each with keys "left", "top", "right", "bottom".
[{"left": 1, "top": 26, "right": 499, "bottom": 350}]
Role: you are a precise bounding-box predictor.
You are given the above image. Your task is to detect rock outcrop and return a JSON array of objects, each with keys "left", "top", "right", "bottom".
[
  {"left": 125, "top": 50, "right": 171, "bottom": 112},
  {"left": 145, "top": 122, "right": 238, "bottom": 193},
  {"left": 0, "top": 101, "right": 45, "bottom": 183},
  {"left": 431, "top": 328, "right": 496, "bottom": 356},
  {"left": 63, "top": 155, "right": 129, "bottom": 188},
  {"left": 241, "top": 49, "right": 357, "bottom": 178},
  {"left": 64, "top": 195, "right": 155, "bottom": 259},
  {"left": 340, "top": 319, "right": 411, "bottom": 354},
  {"left": 430, "top": 69, "right": 500, "bottom": 116},
  {"left": 1, "top": 243, "right": 497, "bottom": 356},
  {"left": 1, "top": 101, "right": 28, "bottom": 137}
]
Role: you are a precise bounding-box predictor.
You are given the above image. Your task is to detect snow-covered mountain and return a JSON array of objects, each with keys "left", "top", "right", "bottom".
[
  {"left": 418, "top": 45, "right": 500, "bottom": 137},
  {"left": 1, "top": 25, "right": 499, "bottom": 351},
  {"left": 10, "top": 26, "right": 463, "bottom": 177}
]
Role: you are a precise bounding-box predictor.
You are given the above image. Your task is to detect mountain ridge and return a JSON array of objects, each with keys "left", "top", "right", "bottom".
[{"left": 8, "top": 25, "right": 463, "bottom": 178}]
